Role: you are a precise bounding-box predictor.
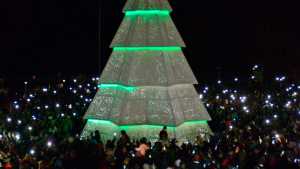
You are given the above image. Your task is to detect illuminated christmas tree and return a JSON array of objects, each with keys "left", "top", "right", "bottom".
[{"left": 81, "top": 0, "right": 212, "bottom": 141}]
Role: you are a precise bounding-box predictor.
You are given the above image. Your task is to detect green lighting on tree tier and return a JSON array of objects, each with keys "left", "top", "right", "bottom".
[
  {"left": 113, "top": 47, "right": 181, "bottom": 51},
  {"left": 98, "top": 84, "right": 138, "bottom": 92},
  {"left": 87, "top": 119, "right": 208, "bottom": 129},
  {"left": 125, "top": 10, "right": 170, "bottom": 16}
]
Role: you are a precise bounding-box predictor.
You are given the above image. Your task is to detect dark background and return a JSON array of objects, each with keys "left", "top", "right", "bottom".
[{"left": 1, "top": 0, "right": 300, "bottom": 82}]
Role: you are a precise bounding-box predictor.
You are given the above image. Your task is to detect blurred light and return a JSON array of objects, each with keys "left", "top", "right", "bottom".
[
  {"left": 73, "top": 79, "right": 77, "bottom": 83},
  {"left": 61, "top": 113, "right": 65, "bottom": 117},
  {"left": 37, "top": 106, "right": 41, "bottom": 110},
  {"left": 78, "top": 85, "right": 82, "bottom": 88},
  {"left": 42, "top": 88, "right": 48, "bottom": 92},
  {"left": 0, "top": 134, "right": 2, "bottom": 140},
  {"left": 44, "top": 105, "right": 49, "bottom": 109},
  {"left": 6, "top": 117, "right": 12, "bottom": 123},
  {"left": 24, "top": 81, "right": 28, "bottom": 85},
  {"left": 72, "top": 112, "right": 77, "bottom": 116},
  {"left": 15, "top": 133, "right": 20, "bottom": 141},
  {"left": 68, "top": 104, "right": 72, "bottom": 109},
  {"left": 199, "top": 94, "right": 203, "bottom": 99},
  {"left": 26, "top": 98, "right": 31, "bottom": 102},
  {"left": 55, "top": 103, "right": 60, "bottom": 108},
  {"left": 53, "top": 90, "right": 57, "bottom": 94},
  {"left": 15, "top": 104, "right": 20, "bottom": 109},
  {"left": 28, "top": 126, "right": 33, "bottom": 131},
  {"left": 217, "top": 80, "right": 222, "bottom": 84},
  {"left": 265, "top": 119, "right": 271, "bottom": 125},
  {"left": 30, "top": 149, "right": 35, "bottom": 155},
  {"left": 234, "top": 78, "right": 238, "bottom": 82},
  {"left": 29, "top": 94, "right": 34, "bottom": 98},
  {"left": 17, "top": 120, "right": 22, "bottom": 125},
  {"left": 32, "top": 115, "right": 37, "bottom": 120},
  {"left": 47, "top": 141, "right": 53, "bottom": 147},
  {"left": 273, "top": 114, "right": 278, "bottom": 119}
]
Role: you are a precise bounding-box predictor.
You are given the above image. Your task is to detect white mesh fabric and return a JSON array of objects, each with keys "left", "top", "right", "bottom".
[
  {"left": 110, "top": 14, "right": 185, "bottom": 47},
  {"left": 84, "top": 84, "right": 210, "bottom": 126},
  {"left": 99, "top": 50, "right": 198, "bottom": 86},
  {"left": 123, "top": 0, "right": 172, "bottom": 12}
]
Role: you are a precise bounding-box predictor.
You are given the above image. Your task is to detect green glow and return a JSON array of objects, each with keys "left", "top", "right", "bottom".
[
  {"left": 113, "top": 47, "right": 181, "bottom": 51},
  {"left": 98, "top": 84, "right": 138, "bottom": 92},
  {"left": 87, "top": 119, "right": 208, "bottom": 128},
  {"left": 125, "top": 10, "right": 170, "bottom": 16}
]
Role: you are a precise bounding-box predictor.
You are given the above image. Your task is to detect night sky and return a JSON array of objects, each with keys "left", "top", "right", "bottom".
[{"left": 1, "top": 0, "right": 300, "bottom": 81}]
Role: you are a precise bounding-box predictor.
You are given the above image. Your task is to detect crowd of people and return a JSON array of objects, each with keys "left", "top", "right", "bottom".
[{"left": 0, "top": 65, "right": 300, "bottom": 169}]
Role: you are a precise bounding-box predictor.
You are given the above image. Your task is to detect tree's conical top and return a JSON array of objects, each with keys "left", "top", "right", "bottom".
[{"left": 123, "top": 0, "right": 172, "bottom": 12}]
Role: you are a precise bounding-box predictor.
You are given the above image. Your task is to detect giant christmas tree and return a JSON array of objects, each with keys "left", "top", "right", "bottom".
[{"left": 81, "top": 0, "right": 212, "bottom": 141}]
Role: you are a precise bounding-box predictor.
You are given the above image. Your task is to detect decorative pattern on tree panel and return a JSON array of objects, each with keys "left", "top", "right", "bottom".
[
  {"left": 110, "top": 14, "right": 185, "bottom": 47},
  {"left": 99, "top": 50, "right": 198, "bottom": 86},
  {"left": 84, "top": 84, "right": 211, "bottom": 126},
  {"left": 123, "top": 0, "right": 172, "bottom": 12}
]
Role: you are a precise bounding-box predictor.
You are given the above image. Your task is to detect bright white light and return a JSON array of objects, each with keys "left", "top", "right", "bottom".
[
  {"left": 56, "top": 103, "right": 60, "bottom": 108},
  {"left": 63, "top": 79, "right": 66, "bottom": 83},
  {"left": 216, "top": 95, "right": 220, "bottom": 100},
  {"left": 0, "top": 134, "right": 3, "bottom": 140},
  {"left": 15, "top": 105, "right": 20, "bottom": 109},
  {"left": 72, "top": 112, "right": 76, "bottom": 116},
  {"left": 6, "top": 117, "right": 12, "bottom": 123},
  {"left": 44, "top": 105, "right": 49, "bottom": 109},
  {"left": 78, "top": 85, "right": 82, "bottom": 88},
  {"left": 87, "top": 83, "right": 91, "bottom": 87},
  {"left": 230, "top": 94, "right": 236, "bottom": 100},
  {"left": 37, "top": 106, "right": 41, "bottom": 110},
  {"left": 92, "top": 78, "right": 96, "bottom": 81},
  {"left": 273, "top": 114, "right": 278, "bottom": 119},
  {"left": 32, "top": 115, "right": 37, "bottom": 120},
  {"left": 42, "top": 88, "right": 48, "bottom": 92},
  {"left": 28, "top": 126, "right": 33, "bottom": 131},
  {"left": 253, "top": 65, "right": 258, "bottom": 70},
  {"left": 53, "top": 90, "right": 57, "bottom": 94},
  {"left": 17, "top": 120, "right": 22, "bottom": 124},
  {"left": 73, "top": 79, "right": 77, "bottom": 83},
  {"left": 26, "top": 98, "right": 31, "bottom": 102},
  {"left": 251, "top": 75, "right": 255, "bottom": 79},
  {"left": 80, "top": 95, "right": 83, "bottom": 98},
  {"left": 68, "top": 104, "right": 72, "bottom": 109},
  {"left": 73, "top": 90, "right": 77, "bottom": 94},
  {"left": 275, "top": 134, "right": 280, "bottom": 138},
  {"left": 217, "top": 80, "right": 222, "bottom": 84},
  {"left": 24, "top": 81, "right": 28, "bottom": 85},
  {"left": 29, "top": 94, "right": 34, "bottom": 98},
  {"left": 206, "top": 103, "right": 210, "bottom": 107},
  {"left": 61, "top": 113, "right": 65, "bottom": 117},
  {"left": 13, "top": 101, "right": 18, "bottom": 104},
  {"left": 234, "top": 78, "right": 238, "bottom": 82},
  {"left": 199, "top": 94, "right": 203, "bottom": 99},
  {"left": 47, "top": 141, "right": 53, "bottom": 147},
  {"left": 265, "top": 119, "right": 271, "bottom": 124},
  {"left": 15, "top": 133, "right": 20, "bottom": 141},
  {"left": 229, "top": 125, "right": 233, "bottom": 130},
  {"left": 30, "top": 149, "right": 35, "bottom": 155}
]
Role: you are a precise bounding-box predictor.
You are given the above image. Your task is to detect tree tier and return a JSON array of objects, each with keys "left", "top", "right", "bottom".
[
  {"left": 99, "top": 50, "right": 198, "bottom": 86},
  {"left": 111, "top": 14, "right": 185, "bottom": 47},
  {"left": 84, "top": 84, "right": 211, "bottom": 126},
  {"left": 123, "top": 0, "right": 172, "bottom": 12}
]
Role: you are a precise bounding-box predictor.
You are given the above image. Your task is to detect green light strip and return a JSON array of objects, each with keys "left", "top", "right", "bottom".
[
  {"left": 113, "top": 47, "right": 181, "bottom": 51},
  {"left": 98, "top": 84, "right": 138, "bottom": 92},
  {"left": 87, "top": 119, "right": 208, "bottom": 128},
  {"left": 125, "top": 10, "right": 170, "bottom": 16}
]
